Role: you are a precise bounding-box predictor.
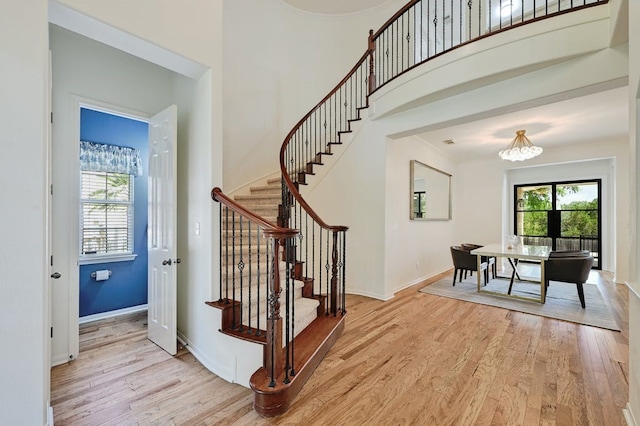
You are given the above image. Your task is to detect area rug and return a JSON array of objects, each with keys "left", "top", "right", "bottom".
[{"left": 419, "top": 275, "right": 620, "bottom": 331}]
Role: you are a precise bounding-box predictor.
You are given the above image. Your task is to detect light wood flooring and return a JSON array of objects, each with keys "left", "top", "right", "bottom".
[{"left": 51, "top": 270, "right": 629, "bottom": 425}]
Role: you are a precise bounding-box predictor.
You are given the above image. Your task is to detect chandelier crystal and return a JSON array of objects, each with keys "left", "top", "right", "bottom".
[{"left": 498, "top": 130, "right": 543, "bottom": 161}]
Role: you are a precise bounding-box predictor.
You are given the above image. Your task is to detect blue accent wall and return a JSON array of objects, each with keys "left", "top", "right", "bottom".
[{"left": 79, "top": 108, "right": 148, "bottom": 317}]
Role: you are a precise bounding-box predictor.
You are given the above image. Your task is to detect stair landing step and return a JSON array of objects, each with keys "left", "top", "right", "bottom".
[{"left": 249, "top": 314, "right": 346, "bottom": 417}]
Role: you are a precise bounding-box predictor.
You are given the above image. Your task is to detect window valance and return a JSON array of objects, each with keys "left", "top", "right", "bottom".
[{"left": 80, "top": 141, "right": 142, "bottom": 176}]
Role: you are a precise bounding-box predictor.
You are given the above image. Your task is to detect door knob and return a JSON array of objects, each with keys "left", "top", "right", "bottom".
[
  {"left": 51, "top": 272, "right": 62, "bottom": 279},
  {"left": 162, "top": 259, "right": 172, "bottom": 266},
  {"left": 174, "top": 258, "right": 182, "bottom": 264}
]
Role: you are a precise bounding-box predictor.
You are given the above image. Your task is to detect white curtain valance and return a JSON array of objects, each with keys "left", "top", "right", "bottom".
[{"left": 80, "top": 141, "right": 142, "bottom": 176}]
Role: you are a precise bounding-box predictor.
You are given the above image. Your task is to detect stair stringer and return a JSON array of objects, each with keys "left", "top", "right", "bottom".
[
  {"left": 181, "top": 304, "right": 264, "bottom": 388},
  {"left": 298, "top": 108, "right": 369, "bottom": 195}
]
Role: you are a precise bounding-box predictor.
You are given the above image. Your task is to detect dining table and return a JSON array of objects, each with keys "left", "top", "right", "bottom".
[{"left": 470, "top": 243, "right": 552, "bottom": 303}]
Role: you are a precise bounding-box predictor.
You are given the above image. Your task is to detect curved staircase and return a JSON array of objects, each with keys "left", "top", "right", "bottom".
[{"left": 207, "top": 0, "right": 602, "bottom": 417}]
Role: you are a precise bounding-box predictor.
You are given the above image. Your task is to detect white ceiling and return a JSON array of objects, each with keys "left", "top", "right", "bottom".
[
  {"left": 412, "top": 86, "right": 629, "bottom": 162},
  {"left": 281, "top": 0, "right": 395, "bottom": 15}
]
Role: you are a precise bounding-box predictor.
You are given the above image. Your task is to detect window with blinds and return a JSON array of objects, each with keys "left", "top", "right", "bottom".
[{"left": 80, "top": 171, "right": 134, "bottom": 256}]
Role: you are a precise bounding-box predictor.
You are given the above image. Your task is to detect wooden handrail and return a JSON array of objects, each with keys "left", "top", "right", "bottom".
[
  {"left": 372, "top": 0, "right": 420, "bottom": 40},
  {"left": 211, "top": 187, "right": 299, "bottom": 239},
  {"left": 278, "top": 53, "right": 370, "bottom": 233}
]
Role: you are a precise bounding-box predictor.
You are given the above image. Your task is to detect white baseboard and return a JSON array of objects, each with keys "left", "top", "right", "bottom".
[
  {"left": 346, "top": 287, "right": 393, "bottom": 301},
  {"left": 624, "top": 282, "right": 640, "bottom": 300},
  {"left": 79, "top": 304, "right": 148, "bottom": 324},
  {"left": 624, "top": 403, "right": 638, "bottom": 426},
  {"left": 176, "top": 330, "right": 240, "bottom": 386},
  {"left": 51, "top": 353, "right": 72, "bottom": 367},
  {"left": 48, "top": 405, "right": 54, "bottom": 425},
  {"left": 396, "top": 268, "right": 453, "bottom": 293}
]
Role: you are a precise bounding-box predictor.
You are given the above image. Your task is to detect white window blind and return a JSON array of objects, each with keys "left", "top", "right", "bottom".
[{"left": 80, "top": 171, "right": 134, "bottom": 256}]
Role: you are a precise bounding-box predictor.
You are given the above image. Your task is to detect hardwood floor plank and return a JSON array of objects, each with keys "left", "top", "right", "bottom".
[{"left": 51, "top": 270, "right": 629, "bottom": 425}]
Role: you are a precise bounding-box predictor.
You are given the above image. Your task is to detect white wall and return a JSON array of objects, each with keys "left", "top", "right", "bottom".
[
  {"left": 222, "top": 0, "right": 407, "bottom": 192},
  {"left": 302, "top": 118, "right": 389, "bottom": 299},
  {"left": 385, "top": 137, "right": 458, "bottom": 294},
  {"left": 0, "top": 2, "right": 50, "bottom": 424}
]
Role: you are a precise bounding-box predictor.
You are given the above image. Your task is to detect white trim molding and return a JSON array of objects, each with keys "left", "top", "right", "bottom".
[
  {"left": 624, "top": 281, "right": 640, "bottom": 300},
  {"left": 79, "top": 304, "right": 147, "bottom": 324},
  {"left": 624, "top": 403, "right": 638, "bottom": 426}
]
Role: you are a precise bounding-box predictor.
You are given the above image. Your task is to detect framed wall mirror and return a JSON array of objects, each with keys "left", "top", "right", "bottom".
[{"left": 410, "top": 160, "right": 452, "bottom": 220}]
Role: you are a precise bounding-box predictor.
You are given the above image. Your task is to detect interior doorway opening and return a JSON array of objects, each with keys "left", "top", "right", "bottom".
[{"left": 78, "top": 106, "right": 150, "bottom": 323}]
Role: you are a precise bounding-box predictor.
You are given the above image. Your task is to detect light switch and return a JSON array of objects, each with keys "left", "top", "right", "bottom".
[{"left": 195, "top": 222, "right": 201, "bottom": 235}]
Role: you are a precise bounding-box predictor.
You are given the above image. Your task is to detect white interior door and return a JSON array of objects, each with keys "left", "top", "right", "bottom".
[{"left": 148, "top": 105, "right": 178, "bottom": 355}]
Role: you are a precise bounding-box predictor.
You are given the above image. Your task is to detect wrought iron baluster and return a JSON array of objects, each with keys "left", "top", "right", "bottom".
[
  {"left": 401, "top": 12, "right": 405, "bottom": 72},
  {"left": 232, "top": 210, "right": 237, "bottom": 329},
  {"left": 319, "top": 224, "right": 324, "bottom": 313},
  {"left": 218, "top": 203, "right": 223, "bottom": 303},
  {"left": 267, "top": 240, "right": 276, "bottom": 388},
  {"left": 420, "top": 1, "right": 424, "bottom": 61},
  {"left": 247, "top": 221, "right": 252, "bottom": 333},
  {"left": 325, "top": 228, "right": 331, "bottom": 315},
  {"left": 468, "top": 0, "right": 472, "bottom": 42},
  {"left": 225, "top": 206, "right": 229, "bottom": 302},
  {"left": 256, "top": 223, "right": 261, "bottom": 336},
  {"left": 284, "top": 237, "right": 291, "bottom": 385},
  {"left": 459, "top": 0, "right": 463, "bottom": 45},
  {"left": 289, "top": 236, "right": 296, "bottom": 377},
  {"left": 342, "top": 231, "right": 347, "bottom": 314},
  {"left": 427, "top": 2, "right": 431, "bottom": 58},
  {"left": 238, "top": 216, "right": 244, "bottom": 332},
  {"left": 305, "top": 211, "right": 309, "bottom": 279},
  {"left": 450, "top": 0, "right": 454, "bottom": 49},
  {"left": 478, "top": 0, "right": 481, "bottom": 39}
]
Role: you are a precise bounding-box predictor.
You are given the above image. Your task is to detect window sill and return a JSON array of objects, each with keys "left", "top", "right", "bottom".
[{"left": 79, "top": 253, "right": 137, "bottom": 265}]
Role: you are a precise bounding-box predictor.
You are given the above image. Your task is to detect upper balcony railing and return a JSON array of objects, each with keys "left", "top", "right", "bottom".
[{"left": 368, "top": 0, "right": 607, "bottom": 92}]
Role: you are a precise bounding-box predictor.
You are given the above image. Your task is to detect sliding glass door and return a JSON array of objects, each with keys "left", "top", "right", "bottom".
[{"left": 515, "top": 179, "right": 601, "bottom": 269}]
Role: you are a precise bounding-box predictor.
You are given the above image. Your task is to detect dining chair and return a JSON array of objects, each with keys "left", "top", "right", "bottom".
[
  {"left": 544, "top": 250, "right": 594, "bottom": 308},
  {"left": 450, "top": 245, "right": 487, "bottom": 286},
  {"left": 461, "top": 243, "right": 496, "bottom": 282}
]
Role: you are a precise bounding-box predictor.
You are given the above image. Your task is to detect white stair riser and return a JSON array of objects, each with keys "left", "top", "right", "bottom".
[{"left": 243, "top": 298, "right": 320, "bottom": 343}]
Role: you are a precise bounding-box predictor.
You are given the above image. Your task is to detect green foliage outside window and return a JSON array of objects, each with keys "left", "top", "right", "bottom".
[{"left": 518, "top": 184, "right": 597, "bottom": 238}]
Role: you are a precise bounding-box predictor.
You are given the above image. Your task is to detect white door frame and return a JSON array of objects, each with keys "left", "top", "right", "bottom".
[{"left": 51, "top": 96, "right": 152, "bottom": 365}]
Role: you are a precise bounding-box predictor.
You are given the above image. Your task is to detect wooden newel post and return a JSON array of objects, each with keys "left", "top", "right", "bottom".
[
  {"left": 262, "top": 228, "right": 298, "bottom": 387},
  {"left": 266, "top": 236, "right": 284, "bottom": 386},
  {"left": 368, "top": 29, "right": 377, "bottom": 94}
]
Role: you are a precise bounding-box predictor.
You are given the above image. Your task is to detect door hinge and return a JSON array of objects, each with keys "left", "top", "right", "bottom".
[
  {"left": 50, "top": 327, "right": 53, "bottom": 338},
  {"left": 50, "top": 112, "right": 53, "bottom": 124},
  {"left": 50, "top": 184, "right": 53, "bottom": 195},
  {"left": 50, "top": 255, "right": 53, "bottom": 266}
]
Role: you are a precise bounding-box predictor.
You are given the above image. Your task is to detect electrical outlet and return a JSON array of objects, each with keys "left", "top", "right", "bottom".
[{"left": 416, "top": 261, "right": 420, "bottom": 269}]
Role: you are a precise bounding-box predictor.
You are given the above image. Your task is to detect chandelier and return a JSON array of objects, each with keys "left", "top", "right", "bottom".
[{"left": 498, "top": 130, "right": 543, "bottom": 161}]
